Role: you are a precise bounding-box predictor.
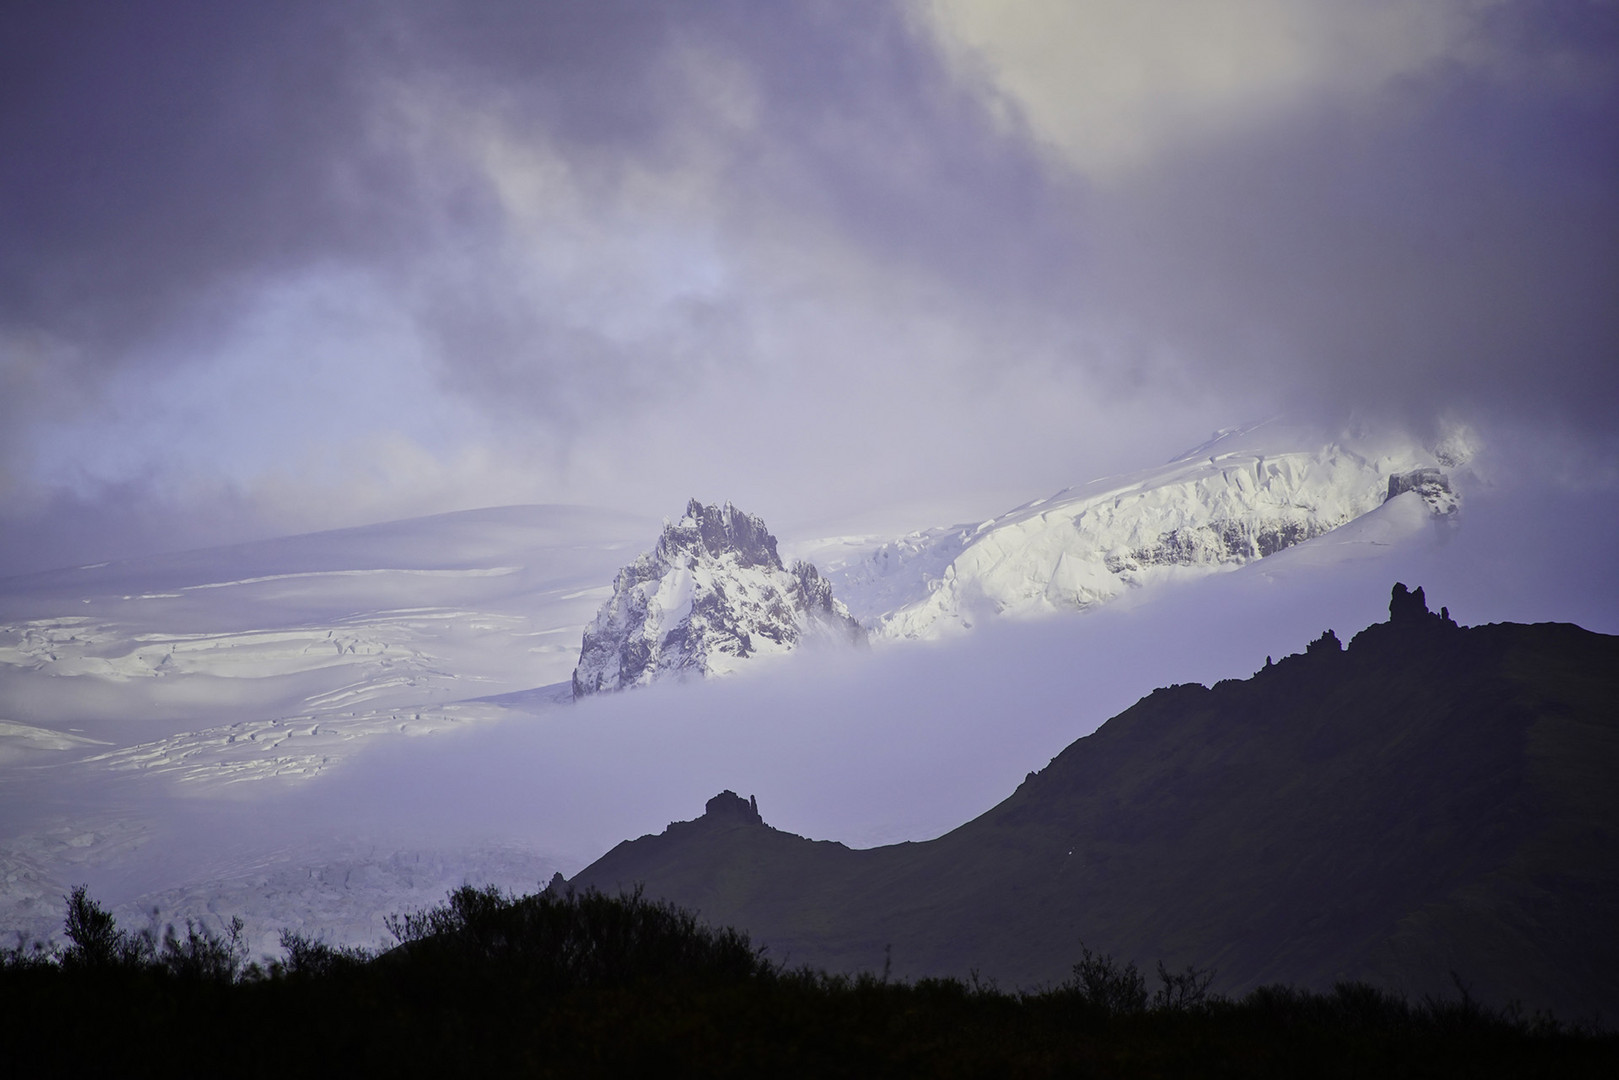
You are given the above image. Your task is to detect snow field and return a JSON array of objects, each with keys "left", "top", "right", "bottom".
[{"left": 3, "top": 428, "right": 1551, "bottom": 959}]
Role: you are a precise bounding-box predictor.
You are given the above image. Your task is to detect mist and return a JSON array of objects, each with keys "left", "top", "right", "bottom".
[{"left": 35, "top": 456, "right": 1600, "bottom": 914}]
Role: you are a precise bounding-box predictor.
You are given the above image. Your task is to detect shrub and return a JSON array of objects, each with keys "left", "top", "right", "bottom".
[
  {"left": 1153, "top": 959, "right": 1217, "bottom": 1012},
  {"left": 59, "top": 885, "right": 148, "bottom": 970},
  {"left": 0, "top": 934, "right": 52, "bottom": 971},
  {"left": 160, "top": 916, "right": 247, "bottom": 982},
  {"left": 1066, "top": 943, "right": 1148, "bottom": 1015},
  {"left": 277, "top": 929, "right": 371, "bottom": 977},
  {"left": 1065, "top": 945, "right": 1218, "bottom": 1015},
  {"left": 382, "top": 883, "right": 769, "bottom": 992}
]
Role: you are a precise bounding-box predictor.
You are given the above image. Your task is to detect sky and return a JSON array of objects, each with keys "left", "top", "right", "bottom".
[{"left": 3, "top": 0, "right": 1617, "bottom": 575}]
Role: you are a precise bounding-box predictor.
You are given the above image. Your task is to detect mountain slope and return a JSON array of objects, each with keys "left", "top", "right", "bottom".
[
  {"left": 563, "top": 586, "right": 1619, "bottom": 1020},
  {"left": 824, "top": 427, "right": 1460, "bottom": 638}
]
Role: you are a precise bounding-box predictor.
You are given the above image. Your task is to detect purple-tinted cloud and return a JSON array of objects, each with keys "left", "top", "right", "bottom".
[
  {"left": 1, "top": 3, "right": 398, "bottom": 345},
  {"left": 1087, "top": 32, "right": 1619, "bottom": 435},
  {"left": 1, "top": 1, "right": 1614, "bottom": 574}
]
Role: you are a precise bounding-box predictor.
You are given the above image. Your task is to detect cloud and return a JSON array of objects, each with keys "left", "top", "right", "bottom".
[
  {"left": 930, "top": 0, "right": 1619, "bottom": 434},
  {"left": 0, "top": 2, "right": 402, "bottom": 347},
  {"left": 1095, "top": 55, "right": 1617, "bottom": 433},
  {"left": 1, "top": 0, "right": 1614, "bottom": 574},
  {"left": 927, "top": 0, "right": 1478, "bottom": 178}
]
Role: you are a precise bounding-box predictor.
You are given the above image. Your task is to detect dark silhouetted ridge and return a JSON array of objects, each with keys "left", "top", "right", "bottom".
[{"left": 564, "top": 584, "right": 1619, "bottom": 1021}]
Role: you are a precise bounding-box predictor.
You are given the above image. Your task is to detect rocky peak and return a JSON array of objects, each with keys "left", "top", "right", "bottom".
[
  {"left": 1306, "top": 628, "right": 1342, "bottom": 656},
  {"left": 1390, "top": 581, "right": 1429, "bottom": 624},
  {"left": 1389, "top": 582, "right": 1458, "bottom": 630},
  {"left": 790, "top": 559, "right": 837, "bottom": 614},
  {"left": 655, "top": 500, "right": 781, "bottom": 571},
  {"left": 1385, "top": 468, "right": 1458, "bottom": 515},
  {"left": 703, "top": 790, "right": 764, "bottom": 826},
  {"left": 571, "top": 500, "right": 865, "bottom": 698}
]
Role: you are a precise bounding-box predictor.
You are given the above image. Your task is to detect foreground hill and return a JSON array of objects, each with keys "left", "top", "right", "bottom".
[{"left": 564, "top": 585, "right": 1619, "bottom": 1022}]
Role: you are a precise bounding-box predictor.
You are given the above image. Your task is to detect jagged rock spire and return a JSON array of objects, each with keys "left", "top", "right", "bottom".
[
  {"left": 1390, "top": 582, "right": 1429, "bottom": 623},
  {"left": 655, "top": 500, "right": 783, "bottom": 570},
  {"left": 572, "top": 500, "right": 865, "bottom": 698},
  {"left": 704, "top": 790, "right": 764, "bottom": 826},
  {"left": 1389, "top": 583, "right": 1457, "bottom": 629}
]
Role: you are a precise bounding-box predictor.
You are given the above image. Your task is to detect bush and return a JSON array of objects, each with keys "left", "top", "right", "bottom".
[
  {"left": 0, "top": 935, "right": 52, "bottom": 971},
  {"left": 3, "top": 887, "right": 1610, "bottom": 1077},
  {"left": 59, "top": 885, "right": 152, "bottom": 970},
  {"left": 160, "top": 916, "right": 248, "bottom": 982},
  {"left": 1153, "top": 959, "right": 1216, "bottom": 1012},
  {"left": 56, "top": 885, "right": 251, "bottom": 982},
  {"left": 382, "top": 883, "right": 769, "bottom": 992},
  {"left": 1064, "top": 944, "right": 1217, "bottom": 1015},
  {"left": 277, "top": 929, "right": 371, "bottom": 977},
  {"left": 1066, "top": 943, "right": 1148, "bottom": 1015}
]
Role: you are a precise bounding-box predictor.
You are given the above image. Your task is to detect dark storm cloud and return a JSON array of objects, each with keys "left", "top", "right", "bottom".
[
  {"left": 0, "top": 1, "right": 405, "bottom": 349},
  {"left": 0, "top": 0, "right": 1081, "bottom": 439},
  {"left": 2, "top": 0, "right": 1615, "bottom": 578},
  {"left": 388, "top": 0, "right": 1086, "bottom": 421},
  {"left": 0, "top": 0, "right": 1115, "bottom": 576},
  {"left": 693, "top": 2, "right": 1081, "bottom": 301},
  {"left": 1089, "top": 1, "right": 1619, "bottom": 434}
]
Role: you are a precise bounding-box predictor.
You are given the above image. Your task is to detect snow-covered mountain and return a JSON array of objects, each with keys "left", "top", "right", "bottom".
[
  {"left": 0, "top": 421, "right": 1510, "bottom": 960},
  {"left": 572, "top": 500, "right": 863, "bottom": 696},
  {"left": 817, "top": 424, "right": 1466, "bottom": 640}
]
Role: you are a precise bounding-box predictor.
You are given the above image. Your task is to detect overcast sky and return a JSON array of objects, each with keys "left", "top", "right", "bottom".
[{"left": 3, "top": 0, "right": 1616, "bottom": 575}]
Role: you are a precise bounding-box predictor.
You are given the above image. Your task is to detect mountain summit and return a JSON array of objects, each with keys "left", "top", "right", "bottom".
[{"left": 571, "top": 500, "right": 863, "bottom": 697}]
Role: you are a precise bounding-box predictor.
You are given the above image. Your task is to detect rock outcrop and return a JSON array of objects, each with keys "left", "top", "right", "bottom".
[
  {"left": 704, "top": 790, "right": 764, "bottom": 826},
  {"left": 1388, "top": 581, "right": 1458, "bottom": 630},
  {"left": 1385, "top": 467, "right": 1459, "bottom": 515},
  {"left": 571, "top": 500, "right": 864, "bottom": 698},
  {"left": 1305, "top": 628, "right": 1343, "bottom": 655}
]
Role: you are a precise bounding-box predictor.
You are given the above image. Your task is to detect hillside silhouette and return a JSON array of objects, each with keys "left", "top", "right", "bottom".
[{"left": 564, "top": 584, "right": 1619, "bottom": 1021}]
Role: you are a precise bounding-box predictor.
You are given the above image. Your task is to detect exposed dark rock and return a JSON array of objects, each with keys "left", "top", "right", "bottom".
[
  {"left": 572, "top": 500, "right": 864, "bottom": 697},
  {"left": 1390, "top": 581, "right": 1428, "bottom": 622},
  {"left": 1386, "top": 468, "right": 1457, "bottom": 514},
  {"left": 1306, "top": 628, "right": 1341, "bottom": 655},
  {"left": 1104, "top": 516, "right": 1329, "bottom": 575},
  {"left": 657, "top": 499, "right": 783, "bottom": 571},
  {"left": 1387, "top": 468, "right": 1445, "bottom": 500},
  {"left": 704, "top": 790, "right": 765, "bottom": 826},
  {"left": 1387, "top": 582, "right": 1456, "bottom": 632}
]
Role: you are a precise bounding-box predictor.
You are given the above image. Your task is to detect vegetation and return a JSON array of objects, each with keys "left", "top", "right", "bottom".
[{"left": 1, "top": 885, "right": 1613, "bottom": 1077}]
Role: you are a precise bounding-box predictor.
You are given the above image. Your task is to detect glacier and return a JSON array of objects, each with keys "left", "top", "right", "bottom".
[{"left": 819, "top": 425, "right": 1460, "bottom": 640}]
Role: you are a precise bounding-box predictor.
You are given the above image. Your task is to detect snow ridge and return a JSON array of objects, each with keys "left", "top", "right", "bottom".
[
  {"left": 571, "top": 500, "right": 863, "bottom": 697},
  {"left": 830, "top": 434, "right": 1459, "bottom": 640}
]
